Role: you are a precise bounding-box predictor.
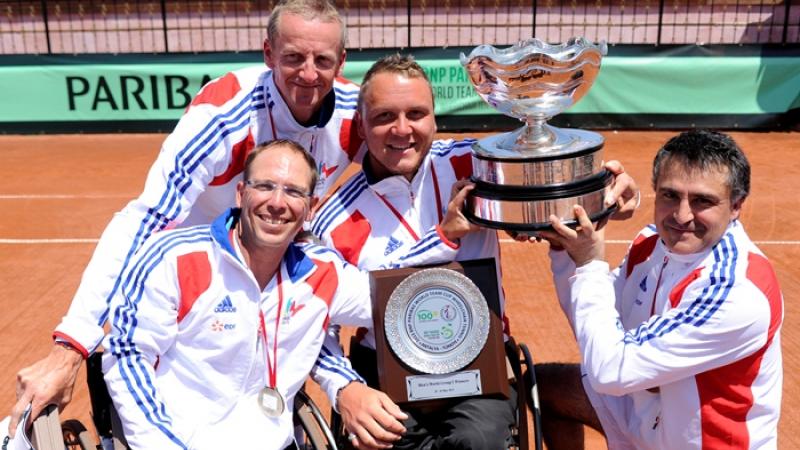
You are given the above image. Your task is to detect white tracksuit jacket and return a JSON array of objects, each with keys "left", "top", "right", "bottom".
[
  {"left": 103, "top": 209, "right": 372, "bottom": 450},
  {"left": 309, "top": 138, "right": 506, "bottom": 403},
  {"left": 550, "top": 222, "right": 783, "bottom": 449},
  {"left": 55, "top": 66, "right": 363, "bottom": 359}
]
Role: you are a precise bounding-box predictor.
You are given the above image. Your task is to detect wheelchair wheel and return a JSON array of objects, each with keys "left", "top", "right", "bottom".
[
  {"left": 61, "top": 419, "right": 97, "bottom": 450},
  {"left": 294, "top": 390, "right": 338, "bottom": 450}
]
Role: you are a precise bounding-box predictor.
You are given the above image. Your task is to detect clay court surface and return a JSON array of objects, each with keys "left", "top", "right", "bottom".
[{"left": 0, "top": 130, "right": 797, "bottom": 448}]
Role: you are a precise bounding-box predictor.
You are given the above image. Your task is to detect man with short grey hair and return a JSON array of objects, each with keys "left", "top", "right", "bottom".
[
  {"left": 539, "top": 130, "right": 783, "bottom": 449},
  {"left": 9, "top": 0, "right": 366, "bottom": 436}
]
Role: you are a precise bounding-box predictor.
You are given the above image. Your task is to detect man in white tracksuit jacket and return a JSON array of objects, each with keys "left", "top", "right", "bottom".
[
  {"left": 310, "top": 54, "right": 641, "bottom": 450},
  {"left": 539, "top": 130, "right": 783, "bottom": 449},
  {"left": 104, "top": 140, "right": 373, "bottom": 449},
  {"left": 10, "top": 0, "right": 366, "bottom": 435}
]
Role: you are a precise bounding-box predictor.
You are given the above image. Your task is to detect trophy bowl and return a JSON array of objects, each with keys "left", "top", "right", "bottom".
[{"left": 460, "top": 37, "right": 615, "bottom": 232}]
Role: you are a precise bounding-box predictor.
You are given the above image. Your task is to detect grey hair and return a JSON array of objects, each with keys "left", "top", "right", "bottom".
[
  {"left": 652, "top": 130, "right": 750, "bottom": 204},
  {"left": 267, "top": 0, "right": 347, "bottom": 53}
]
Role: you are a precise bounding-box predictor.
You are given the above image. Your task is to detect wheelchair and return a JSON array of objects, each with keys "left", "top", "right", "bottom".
[
  {"left": 28, "top": 352, "right": 339, "bottom": 450},
  {"left": 37, "top": 342, "right": 542, "bottom": 450},
  {"left": 328, "top": 337, "right": 543, "bottom": 450}
]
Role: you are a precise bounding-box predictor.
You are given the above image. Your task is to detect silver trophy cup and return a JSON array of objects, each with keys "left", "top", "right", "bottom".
[{"left": 460, "top": 37, "right": 614, "bottom": 232}]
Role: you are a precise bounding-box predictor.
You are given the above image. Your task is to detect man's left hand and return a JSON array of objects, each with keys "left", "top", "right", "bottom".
[
  {"left": 439, "top": 179, "right": 480, "bottom": 243},
  {"left": 338, "top": 382, "right": 407, "bottom": 449},
  {"left": 604, "top": 160, "right": 640, "bottom": 221}
]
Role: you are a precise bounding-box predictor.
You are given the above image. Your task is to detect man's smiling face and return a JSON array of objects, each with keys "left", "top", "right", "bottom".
[
  {"left": 358, "top": 72, "right": 437, "bottom": 182},
  {"left": 654, "top": 161, "right": 741, "bottom": 255},
  {"left": 236, "top": 144, "right": 316, "bottom": 252}
]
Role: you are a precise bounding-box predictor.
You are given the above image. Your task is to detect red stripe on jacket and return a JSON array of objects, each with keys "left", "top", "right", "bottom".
[
  {"left": 188, "top": 72, "right": 242, "bottom": 110},
  {"left": 746, "top": 252, "right": 783, "bottom": 346},
  {"left": 209, "top": 132, "right": 255, "bottom": 186},
  {"left": 626, "top": 233, "right": 659, "bottom": 277},
  {"left": 339, "top": 118, "right": 363, "bottom": 161},
  {"left": 330, "top": 210, "right": 372, "bottom": 266},
  {"left": 176, "top": 251, "right": 212, "bottom": 322},
  {"left": 304, "top": 260, "right": 339, "bottom": 330},
  {"left": 695, "top": 252, "right": 783, "bottom": 449},
  {"left": 449, "top": 153, "right": 473, "bottom": 181},
  {"left": 669, "top": 268, "right": 703, "bottom": 309}
]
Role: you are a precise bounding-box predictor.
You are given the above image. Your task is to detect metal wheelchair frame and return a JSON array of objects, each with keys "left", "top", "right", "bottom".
[
  {"left": 33, "top": 342, "right": 542, "bottom": 450},
  {"left": 328, "top": 338, "right": 544, "bottom": 450},
  {"left": 28, "top": 352, "right": 337, "bottom": 450}
]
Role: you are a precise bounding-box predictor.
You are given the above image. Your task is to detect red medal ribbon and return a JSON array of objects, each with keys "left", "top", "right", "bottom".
[
  {"left": 376, "top": 193, "right": 421, "bottom": 242},
  {"left": 259, "top": 269, "right": 285, "bottom": 389},
  {"left": 375, "top": 165, "right": 444, "bottom": 242},
  {"left": 430, "top": 164, "right": 444, "bottom": 223}
]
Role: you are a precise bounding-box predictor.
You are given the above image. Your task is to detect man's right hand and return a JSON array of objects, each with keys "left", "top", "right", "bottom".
[
  {"left": 338, "top": 381, "right": 408, "bottom": 449},
  {"left": 540, "top": 205, "right": 606, "bottom": 267},
  {"left": 8, "top": 344, "right": 83, "bottom": 437},
  {"left": 439, "top": 179, "right": 479, "bottom": 244}
]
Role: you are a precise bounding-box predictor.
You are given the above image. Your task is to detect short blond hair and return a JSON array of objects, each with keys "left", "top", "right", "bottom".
[
  {"left": 357, "top": 53, "right": 434, "bottom": 113},
  {"left": 267, "top": 0, "right": 346, "bottom": 53},
  {"left": 244, "top": 139, "right": 318, "bottom": 195}
]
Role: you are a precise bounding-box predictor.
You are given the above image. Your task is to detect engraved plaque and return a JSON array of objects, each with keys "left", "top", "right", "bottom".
[{"left": 370, "top": 259, "right": 508, "bottom": 405}]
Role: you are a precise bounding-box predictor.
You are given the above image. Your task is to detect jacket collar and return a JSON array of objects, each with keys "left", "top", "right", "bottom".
[
  {"left": 362, "top": 151, "right": 432, "bottom": 197},
  {"left": 211, "top": 208, "right": 316, "bottom": 283},
  {"left": 657, "top": 220, "right": 741, "bottom": 265},
  {"left": 265, "top": 71, "right": 336, "bottom": 130}
]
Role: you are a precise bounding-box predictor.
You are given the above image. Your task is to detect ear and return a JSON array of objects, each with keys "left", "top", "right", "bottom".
[
  {"left": 263, "top": 38, "right": 274, "bottom": 69},
  {"left": 306, "top": 196, "right": 320, "bottom": 222},
  {"left": 336, "top": 49, "right": 347, "bottom": 78},
  {"left": 730, "top": 196, "right": 745, "bottom": 221},
  {"left": 236, "top": 181, "right": 246, "bottom": 208},
  {"left": 355, "top": 110, "right": 366, "bottom": 140}
]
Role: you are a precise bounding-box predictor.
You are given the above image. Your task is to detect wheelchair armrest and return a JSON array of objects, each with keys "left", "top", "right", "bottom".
[{"left": 29, "top": 404, "right": 62, "bottom": 450}]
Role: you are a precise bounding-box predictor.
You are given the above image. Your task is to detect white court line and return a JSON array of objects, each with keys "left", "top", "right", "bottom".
[
  {"left": 0, "top": 238, "right": 100, "bottom": 244},
  {"left": 499, "top": 238, "right": 800, "bottom": 246},
  {"left": 0, "top": 194, "right": 131, "bottom": 199},
  {"left": 1, "top": 238, "right": 798, "bottom": 245}
]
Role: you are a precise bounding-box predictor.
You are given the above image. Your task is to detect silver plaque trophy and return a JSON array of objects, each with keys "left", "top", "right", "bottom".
[
  {"left": 371, "top": 260, "right": 509, "bottom": 405},
  {"left": 460, "top": 37, "right": 613, "bottom": 233},
  {"left": 384, "top": 268, "right": 490, "bottom": 376}
]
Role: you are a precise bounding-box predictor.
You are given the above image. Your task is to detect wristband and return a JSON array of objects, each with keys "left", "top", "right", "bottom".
[{"left": 54, "top": 338, "right": 86, "bottom": 358}]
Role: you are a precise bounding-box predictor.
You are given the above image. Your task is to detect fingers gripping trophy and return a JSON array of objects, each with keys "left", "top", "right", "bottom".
[{"left": 460, "top": 37, "right": 612, "bottom": 234}]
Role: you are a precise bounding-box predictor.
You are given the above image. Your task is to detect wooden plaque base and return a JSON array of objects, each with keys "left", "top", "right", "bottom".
[{"left": 370, "top": 258, "right": 508, "bottom": 407}]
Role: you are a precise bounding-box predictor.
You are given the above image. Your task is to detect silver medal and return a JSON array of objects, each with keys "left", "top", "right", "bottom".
[{"left": 257, "top": 386, "right": 286, "bottom": 417}]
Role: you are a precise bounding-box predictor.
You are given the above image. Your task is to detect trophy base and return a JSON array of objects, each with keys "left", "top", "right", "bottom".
[
  {"left": 466, "top": 204, "right": 617, "bottom": 233},
  {"left": 471, "top": 127, "right": 605, "bottom": 188},
  {"left": 466, "top": 169, "right": 615, "bottom": 232}
]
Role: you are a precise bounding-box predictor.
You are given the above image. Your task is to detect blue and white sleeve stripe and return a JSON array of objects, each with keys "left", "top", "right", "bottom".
[
  {"left": 109, "top": 227, "right": 212, "bottom": 448},
  {"left": 97, "top": 87, "right": 263, "bottom": 328},
  {"left": 623, "top": 232, "right": 738, "bottom": 345},
  {"left": 311, "top": 174, "right": 368, "bottom": 236}
]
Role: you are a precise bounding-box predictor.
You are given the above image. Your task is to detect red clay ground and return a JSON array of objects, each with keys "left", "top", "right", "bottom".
[{"left": 0, "top": 131, "right": 797, "bottom": 448}]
